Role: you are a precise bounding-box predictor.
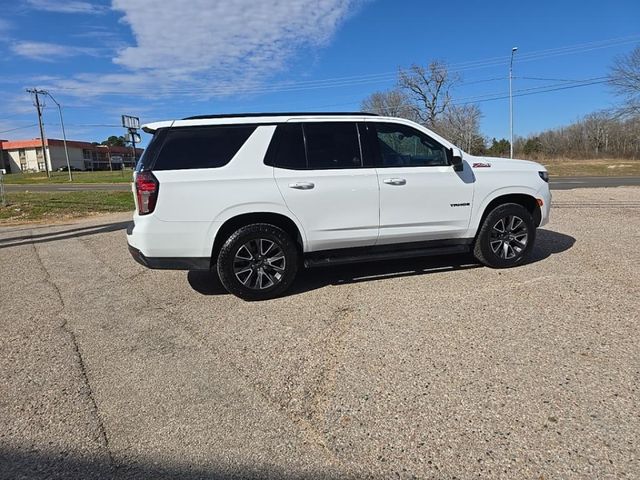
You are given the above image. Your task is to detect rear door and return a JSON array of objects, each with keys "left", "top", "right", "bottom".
[
  {"left": 270, "top": 121, "right": 379, "bottom": 252},
  {"left": 368, "top": 121, "right": 474, "bottom": 244}
]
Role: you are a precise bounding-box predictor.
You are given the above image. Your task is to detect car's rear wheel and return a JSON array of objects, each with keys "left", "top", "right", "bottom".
[
  {"left": 217, "top": 223, "right": 298, "bottom": 300},
  {"left": 473, "top": 203, "right": 535, "bottom": 268}
]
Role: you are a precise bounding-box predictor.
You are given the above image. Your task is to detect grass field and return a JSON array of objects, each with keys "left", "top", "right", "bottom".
[
  {"left": 2, "top": 170, "right": 133, "bottom": 184},
  {"left": 541, "top": 158, "right": 640, "bottom": 176},
  {"left": 0, "top": 191, "right": 134, "bottom": 223}
]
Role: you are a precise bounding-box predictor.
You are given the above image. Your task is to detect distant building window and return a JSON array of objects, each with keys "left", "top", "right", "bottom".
[
  {"left": 20, "top": 161, "right": 27, "bottom": 171},
  {"left": 83, "top": 149, "right": 91, "bottom": 160},
  {"left": 19, "top": 149, "right": 26, "bottom": 159},
  {"left": 38, "top": 162, "right": 45, "bottom": 171}
]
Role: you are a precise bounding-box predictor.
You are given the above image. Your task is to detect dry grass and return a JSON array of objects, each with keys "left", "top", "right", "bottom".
[{"left": 538, "top": 158, "right": 640, "bottom": 176}]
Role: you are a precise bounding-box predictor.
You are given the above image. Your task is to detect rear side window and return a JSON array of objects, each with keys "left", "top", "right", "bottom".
[
  {"left": 152, "top": 125, "right": 256, "bottom": 170},
  {"left": 264, "top": 123, "right": 306, "bottom": 169},
  {"left": 304, "top": 122, "right": 362, "bottom": 169},
  {"left": 136, "top": 128, "right": 167, "bottom": 172}
]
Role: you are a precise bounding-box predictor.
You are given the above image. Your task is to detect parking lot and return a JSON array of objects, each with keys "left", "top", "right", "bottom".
[{"left": 1, "top": 186, "right": 638, "bottom": 479}]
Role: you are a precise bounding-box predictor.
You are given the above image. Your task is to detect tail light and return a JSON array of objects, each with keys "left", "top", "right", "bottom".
[{"left": 135, "top": 171, "right": 159, "bottom": 215}]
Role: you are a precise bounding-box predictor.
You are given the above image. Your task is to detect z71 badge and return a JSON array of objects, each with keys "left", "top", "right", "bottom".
[{"left": 472, "top": 162, "right": 491, "bottom": 168}]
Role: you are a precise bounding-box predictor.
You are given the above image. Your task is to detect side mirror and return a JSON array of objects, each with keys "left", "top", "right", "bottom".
[{"left": 449, "top": 147, "right": 464, "bottom": 171}]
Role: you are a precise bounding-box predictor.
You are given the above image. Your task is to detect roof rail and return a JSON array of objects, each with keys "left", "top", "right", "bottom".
[{"left": 182, "top": 112, "right": 379, "bottom": 120}]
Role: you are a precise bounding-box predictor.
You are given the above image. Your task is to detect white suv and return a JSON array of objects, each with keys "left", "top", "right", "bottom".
[{"left": 127, "top": 113, "right": 551, "bottom": 300}]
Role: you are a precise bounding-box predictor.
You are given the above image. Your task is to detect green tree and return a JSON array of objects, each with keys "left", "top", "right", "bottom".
[
  {"left": 486, "top": 138, "right": 511, "bottom": 157},
  {"left": 522, "top": 136, "right": 543, "bottom": 156},
  {"left": 102, "top": 135, "right": 127, "bottom": 147}
]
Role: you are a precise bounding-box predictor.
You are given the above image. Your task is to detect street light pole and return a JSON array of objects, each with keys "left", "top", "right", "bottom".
[
  {"left": 509, "top": 46, "right": 518, "bottom": 159},
  {"left": 43, "top": 91, "right": 73, "bottom": 181}
]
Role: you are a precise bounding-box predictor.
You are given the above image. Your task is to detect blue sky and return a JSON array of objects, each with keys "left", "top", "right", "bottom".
[{"left": 1, "top": 0, "right": 639, "bottom": 147}]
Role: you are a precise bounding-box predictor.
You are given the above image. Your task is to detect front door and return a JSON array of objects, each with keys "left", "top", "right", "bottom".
[{"left": 369, "top": 121, "right": 475, "bottom": 245}]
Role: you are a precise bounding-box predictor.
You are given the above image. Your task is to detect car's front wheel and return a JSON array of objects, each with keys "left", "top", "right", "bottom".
[
  {"left": 473, "top": 203, "right": 535, "bottom": 268},
  {"left": 216, "top": 223, "right": 299, "bottom": 300}
]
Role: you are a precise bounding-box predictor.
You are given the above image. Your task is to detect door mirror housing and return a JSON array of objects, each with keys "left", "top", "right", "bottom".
[{"left": 449, "top": 147, "right": 464, "bottom": 171}]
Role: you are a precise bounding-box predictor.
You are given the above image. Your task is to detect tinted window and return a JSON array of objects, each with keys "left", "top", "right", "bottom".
[
  {"left": 374, "top": 123, "right": 448, "bottom": 167},
  {"left": 136, "top": 128, "right": 167, "bottom": 172},
  {"left": 264, "top": 123, "right": 306, "bottom": 169},
  {"left": 153, "top": 125, "right": 256, "bottom": 170},
  {"left": 304, "top": 122, "right": 362, "bottom": 170}
]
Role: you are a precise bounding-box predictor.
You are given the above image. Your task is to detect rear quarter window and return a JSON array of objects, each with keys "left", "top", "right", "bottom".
[{"left": 152, "top": 125, "right": 256, "bottom": 171}]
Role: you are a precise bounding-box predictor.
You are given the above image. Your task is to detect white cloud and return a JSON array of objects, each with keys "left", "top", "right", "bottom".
[
  {"left": 25, "top": 0, "right": 108, "bottom": 14},
  {"left": 31, "top": 0, "right": 366, "bottom": 105},
  {"left": 99, "top": 0, "right": 360, "bottom": 94},
  {"left": 111, "top": 0, "right": 361, "bottom": 79},
  {"left": 11, "top": 41, "right": 103, "bottom": 61}
]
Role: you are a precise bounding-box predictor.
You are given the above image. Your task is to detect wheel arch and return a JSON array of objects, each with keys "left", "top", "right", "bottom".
[
  {"left": 211, "top": 211, "right": 305, "bottom": 263},
  {"left": 476, "top": 192, "right": 542, "bottom": 235}
]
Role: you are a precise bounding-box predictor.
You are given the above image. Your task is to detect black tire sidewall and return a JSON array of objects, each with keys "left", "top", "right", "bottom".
[
  {"left": 217, "top": 223, "right": 299, "bottom": 300},
  {"left": 475, "top": 203, "right": 536, "bottom": 268}
]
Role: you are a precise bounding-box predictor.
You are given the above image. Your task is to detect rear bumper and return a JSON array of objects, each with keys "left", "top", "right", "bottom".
[{"left": 127, "top": 244, "right": 210, "bottom": 270}]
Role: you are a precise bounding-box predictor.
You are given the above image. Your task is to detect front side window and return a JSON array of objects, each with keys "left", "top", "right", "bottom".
[
  {"left": 153, "top": 125, "right": 256, "bottom": 171},
  {"left": 373, "top": 123, "right": 448, "bottom": 167},
  {"left": 304, "top": 122, "right": 362, "bottom": 170}
]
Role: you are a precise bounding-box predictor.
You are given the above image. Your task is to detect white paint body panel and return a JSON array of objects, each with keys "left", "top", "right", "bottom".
[
  {"left": 129, "top": 115, "right": 551, "bottom": 260},
  {"left": 274, "top": 167, "right": 379, "bottom": 251}
]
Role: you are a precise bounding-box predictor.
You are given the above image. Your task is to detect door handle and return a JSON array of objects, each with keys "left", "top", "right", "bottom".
[
  {"left": 383, "top": 178, "right": 406, "bottom": 186},
  {"left": 289, "top": 181, "right": 315, "bottom": 190}
]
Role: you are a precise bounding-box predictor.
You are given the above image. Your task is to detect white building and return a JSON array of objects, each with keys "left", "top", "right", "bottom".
[{"left": 0, "top": 138, "right": 143, "bottom": 173}]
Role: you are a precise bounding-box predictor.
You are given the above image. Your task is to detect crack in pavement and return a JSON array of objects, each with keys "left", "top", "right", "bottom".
[
  {"left": 308, "top": 299, "right": 356, "bottom": 425},
  {"left": 29, "top": 233, "right": 116, "bottom": 473},
  {"left": 149, "top": 298, "right": 349, "bottom": 470}
]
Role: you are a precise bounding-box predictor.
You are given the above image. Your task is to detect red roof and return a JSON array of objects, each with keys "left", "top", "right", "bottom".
[{"left": 0, "top": 138, "right": 143, "bottom": 154}]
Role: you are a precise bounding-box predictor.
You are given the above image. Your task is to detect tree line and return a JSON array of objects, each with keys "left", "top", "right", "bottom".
[{"left": 361, "top": 45, "right": 640, "bottom": 159}]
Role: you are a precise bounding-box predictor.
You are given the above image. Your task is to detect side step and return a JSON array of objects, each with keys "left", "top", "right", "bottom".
[{"left": 304, "top": 244, "right": 471, "bottom": 268}]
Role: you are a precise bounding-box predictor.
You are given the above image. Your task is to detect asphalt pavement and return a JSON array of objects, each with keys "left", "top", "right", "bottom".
[
  {"left": 549, "top": 175, "right": 640, "bottom": 190},
  {"left": 1, "top": 186, "right": 639, "bottom": 479},
  {"left": 3, "top": 176, "right": 640, "bottom": 192}
]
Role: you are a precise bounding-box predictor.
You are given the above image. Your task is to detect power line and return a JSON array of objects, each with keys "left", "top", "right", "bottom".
[
  {"left": 451, "top": 79, "right": 609, "bottom": 106},
  {"left": 44, "top": 34, "right": 640, "bottom": 97},
  {"left": 304, "top": 77, "right": 611, "bottom": 110},
  {"left": 451, "top": 77, "right": 608, "bottom": 103},
  {"left": 0, "top": 124, "right": 38, "bottom": 134}
]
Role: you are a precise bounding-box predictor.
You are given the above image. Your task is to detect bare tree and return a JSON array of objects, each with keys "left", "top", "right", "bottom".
[
  {"left": 398, "top": 61, "right": 460, "bottom": 126},
  {"left": 361, "top": 89, "right": 416, "bottom": 120},
  {"left": 434, "top": 104, "right": 484, "bottom": 154},
  {"left": 609, "top": 46, "right": 640, "bottom": 117},
  {"left": 515, "top": 113, "right": 640, "bottom": 160}
]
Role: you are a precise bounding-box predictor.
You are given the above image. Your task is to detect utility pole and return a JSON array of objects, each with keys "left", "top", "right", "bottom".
[
  {"left": 26, "top": 88, "right": 51, "bottom": 177},
  {"left": 509, "top": 47, "right": 518, "bottom": 159},
  {"left": 43, "top": 91, "right": 73, "bottom": 181},
  {"left": 130, "top": 134, "right": 137, "bottom": 168}
]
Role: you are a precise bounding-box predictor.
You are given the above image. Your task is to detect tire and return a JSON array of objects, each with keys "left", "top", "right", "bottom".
[
  {"left": 216, "top": 223, "right": 299, "bottom": 300},
  {"left": 473, "top": 203, "right": 536, "bottom": 268}
]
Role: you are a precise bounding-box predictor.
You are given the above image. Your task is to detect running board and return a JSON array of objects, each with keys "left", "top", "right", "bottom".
[{"left": 304, "top": 244, "right": 470, "bottom": 268}]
